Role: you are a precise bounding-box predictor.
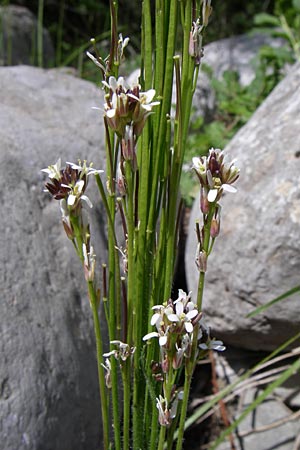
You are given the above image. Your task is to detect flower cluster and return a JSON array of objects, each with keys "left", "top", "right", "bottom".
[
  {"left": 143, "top": 290, "right": 199, "bottom": 369},
  {"left": 42, "top": 159, "right": 102, "bottom": 209},
  {"left": 103, "top": 340, "right": 136, "bottom": 363},
  {"left": 143, "top": 290, "right": 224, "bottom": 371},
  {"left": 101, "top": 340, "right": 135, "bottom": 388},
  {"left": 42, "top": 160, "right": 102, "bottom": 277},
  {"left": 102, "top": 76, "right": 160, "bottom": 138},
  {"left": 192, "top": 148, "right": 239, "bottom": 271},
  {"left": 193, "top": 148, "right": 239, "bottom": 207},
  {"left": 143, "top": 290, "right": 224, "bottom": 426}
]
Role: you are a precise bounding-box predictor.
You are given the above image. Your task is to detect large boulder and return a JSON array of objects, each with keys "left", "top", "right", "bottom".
[
  {"left": 0, "top": 66, "right": 107, "bottom": 450},
  {"left": 0, "top": 5, "right": 54, "bottom": 66},
  {"left": 185, "top": 62, "right": 300, "bottom": 351}
]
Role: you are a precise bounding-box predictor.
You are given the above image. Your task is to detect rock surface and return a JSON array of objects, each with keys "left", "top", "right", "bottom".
[
  {"left": 0, "top": 66, "right": 107, "bottom": 450},
  {"left": 185, "top": 62, "right": 300, "bottom": 351},
  {"left": 0, "top": 5, "right": 54, "bottom": 66}
]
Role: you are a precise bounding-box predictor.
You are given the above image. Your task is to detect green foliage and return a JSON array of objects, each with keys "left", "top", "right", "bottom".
[{"left": 254, "top": 0, "right": 300, "bottom": 60}]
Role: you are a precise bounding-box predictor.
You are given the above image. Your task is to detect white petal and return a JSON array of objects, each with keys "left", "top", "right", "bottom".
[
  {"left": 211, "top": 340, "right": 226, "bottom": 351},
  {"left": 207, "top": 189, "right": 218, "bottom": 202},
  {"left": 106, "top": 109, "right": 116, "bottom": 118},
  {"left": 141, "top": 104, "right": 152, "bottom": 112},
  {"left": 87, "top": 168, "right": 104, "bottom": 176},
  {"left": 186, "top": 301, "right": 196, "bottom": 312},
  {"left": 68, "top": 194, "right": 76, "bottom": 206},
  {"left": 103, "top": 350, "right": 116, "bottom": 357},
  {"left": 199, "top": 343, "right": 208, "bottom": 350},
  {"left": 102, "top": 80, "right": 110, "bottom": 89},
  {"left": 109, "top": 76, "right": 118, "bottom": 91},
  {"left": 175, "top": 301, "right": 184, "bottom": 315},
  {"left": 186, "top": 309, "right": 198, "bottom": 320},
  {"left": 151, "top": 313, "right": 161, "bottom": 326},
  {"left": 192, "top": 157, "right": 201, "bottom": 168},
  {"left": 143, "top": 88, "right": 156, "bottom": 103},
  {"left": 222, "top": 184, "right": 237, "bottom": 193},
  {"left": 167, "top": 314, "right": 179, "bottom": 322},
  {"left": 143, "top": 331, "right": 159, "bottom": 341},
  {"left": 127, "top": 92, "right": 140, "bottom": 102},
  {"left": 185, "top": 322, "right": 194, "bottom": 333},
  {"left": 152, "top": 304, "right": 164, "bottom": 310},
  {"left": 159, "top": 335, "right": 168, "bottom": 346},
  {"left": 81, "top": 195, "right": 93, "bottom": 208}
]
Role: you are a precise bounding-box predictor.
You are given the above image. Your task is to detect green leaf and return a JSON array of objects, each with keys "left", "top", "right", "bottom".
[
  {"left": 292, "top": 0, "right": 300, "bottom": 12},
  {"left": 247, "top": 285, "right": 300, "bottom": 318},
  {"left": 254, "top": 12, "right": 281, "bottom": 27}
]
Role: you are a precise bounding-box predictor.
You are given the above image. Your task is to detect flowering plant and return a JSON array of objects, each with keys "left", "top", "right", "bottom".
[{"left": 42, "top": 1, "right": 239, "bottom": 449}]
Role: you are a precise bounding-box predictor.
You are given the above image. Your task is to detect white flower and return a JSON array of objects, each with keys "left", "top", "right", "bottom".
[
  {"left": 199, "top": 340, "right": 226, "bottom": 352},
  {"left": 193, "top": 148, "right": 239, "bottom": 203},
  {"left": 166, "top": 298, "right": 198, "bottom": 333},
  {"left": 103, "top": 340, "right": 135, "bottom": 362},
  {"left": 41, "top": 158, "right": 61, "bottom": 180},
  {"left": 66, "top": 160, "right": 103, "bottom": 177}
]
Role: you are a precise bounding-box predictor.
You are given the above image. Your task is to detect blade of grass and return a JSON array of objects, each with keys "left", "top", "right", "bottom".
[
  {"left": 209, "top": 356, "right": 300, "bottom": 449},
  {"left": 247, "top": 285, "right": 300, "bottom": 318}
]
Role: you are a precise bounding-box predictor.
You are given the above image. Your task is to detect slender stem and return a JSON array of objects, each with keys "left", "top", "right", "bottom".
[
  {"left": 175, "top": 367, "right": 192, "bottom": 450},
  {"left": 157, "top": 426, "right": 167, "bottom": 450},
  {"left": 37, "top": 0, "right": 44, "bottom": 67},
  {"left": 88, "top": 282, "right": 110, "bottom": 450},
  {"left": 122, "top": 362, "right": 131, "bottom": 450},
  {"left": 197, "top": 206, "right": 215, "bottom": 309}
]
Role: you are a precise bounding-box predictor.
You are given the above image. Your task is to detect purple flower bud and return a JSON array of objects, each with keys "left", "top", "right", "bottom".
[{"left": 200, "top": 187, "right": 210, "bottom": 214}]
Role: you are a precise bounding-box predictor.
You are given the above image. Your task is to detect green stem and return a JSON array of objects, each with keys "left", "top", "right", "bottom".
[
  {"left": 122, "top": 362, "right": 131, "bottom": 450},
  {"left": 157, "top": 426, "right": 167, "bottom": 450},
  {"left": 175, "top": 367, "right": 192, "bottom": 450},
  {"left": 88, "top": 281, "right": 110, "bottom": 450},
  {"left": 37, "top": 0, "right": 44, "bottom": 67},
  {"left": 197, "top": 206, "right": 215, "bottom": 309}
]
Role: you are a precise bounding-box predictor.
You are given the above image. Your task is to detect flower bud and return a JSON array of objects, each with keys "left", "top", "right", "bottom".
[
  {"left": 195, "top": 246, "right": 207, "bottom": 272},
  {"left": 117, "top": 162, "right": 127, "bottom": 196},
  {"left": 202, "top": 0, "right": 212, "bottom": 27},
  {"left": 121, "top": 125, "right": 135, "bottom": 161},
  {"left": 210, "top": 206, "right": 221, "bottom": 237},
  {"left": 200, "top": 187, "right": 210, "bottom": 214}
]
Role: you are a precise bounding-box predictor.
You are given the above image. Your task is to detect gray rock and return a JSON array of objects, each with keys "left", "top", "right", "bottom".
[
  {"left": 0, "top": 66, "right": 107, "bottom": 450},
  {"left": 196, "top": 33, "right": 286, "bottom": 121},
  {"left": 0, "top": 5, "right": 54, "bottom": 66},
  {"left": 185, "top": 63, "right": 300, "bottom": 351}
]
